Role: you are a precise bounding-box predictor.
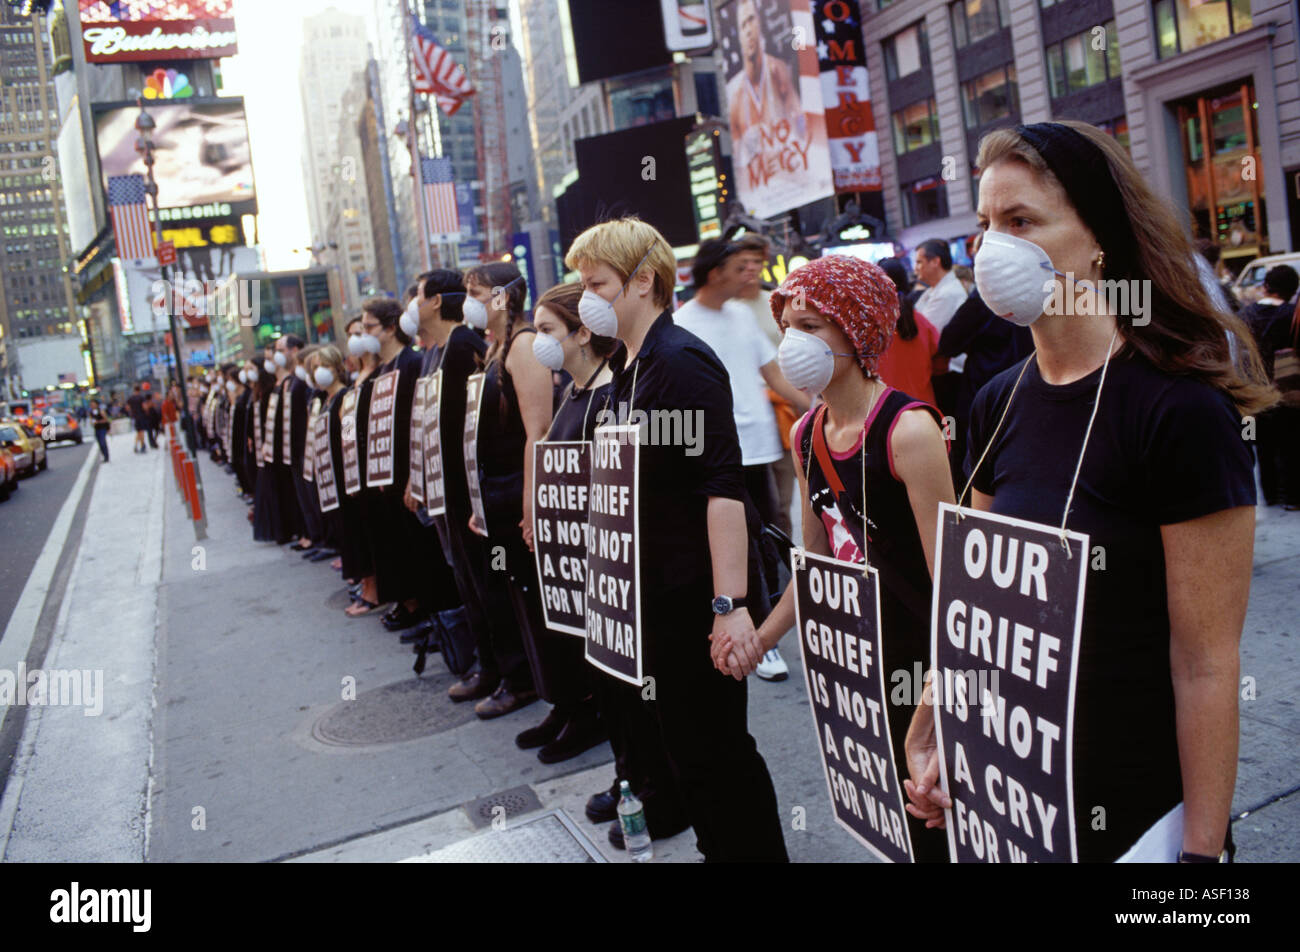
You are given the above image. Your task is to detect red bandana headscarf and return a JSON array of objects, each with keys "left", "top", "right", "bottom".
[{"left": 769, "top": 255, "right": 900, "bottom": 376}]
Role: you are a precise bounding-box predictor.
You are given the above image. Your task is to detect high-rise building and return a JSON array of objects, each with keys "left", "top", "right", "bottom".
[
  {"left": 863, "top": 0, "right": 1300, "bottom": 265},
  {"left": 328, "top": 67, "right": 380, "bottom": 307},
  {"left": 299, "top": 7, "right": 372, "bottom": 259},
  {"left": 0, "top": 5, "right": 80, "bottom": 395}
]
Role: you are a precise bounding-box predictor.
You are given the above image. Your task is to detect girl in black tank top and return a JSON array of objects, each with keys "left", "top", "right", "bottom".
[{"left": 712, "top": 254, "right": 957, "bottom": 861}]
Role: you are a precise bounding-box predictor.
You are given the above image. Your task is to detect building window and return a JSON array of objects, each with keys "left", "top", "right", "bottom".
[
  {"left": 962, "top": 65, "right": 1018, "bottom": 128},
  {"left": 901, "top": 176, "right": 949, "bottom": 227},
  {"left": 1096, "top": 117, "right": 1130, "bottom": 152},
  {"left": 1046, "top": 21, "right": 1120, "bottom": 98},
  {"left": 1153, "top": 0, "right": 1252, "bottom": 59},
  {"left": 951, "top": 0, "right": 1010, "bottom": 48},
  {"left": 892, "top": 98, "right": 940, "bottom": 154},
  {"left": 883, "top": 22, "right": 927, "bottom": 81}
]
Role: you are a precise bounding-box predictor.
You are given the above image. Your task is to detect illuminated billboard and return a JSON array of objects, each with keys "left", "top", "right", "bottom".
[
  {"left": 77, "top": 0, "right": 238, "bottom": 64},
  {"left": 94, "top": 98, "right": 256, "bottom": 216}
]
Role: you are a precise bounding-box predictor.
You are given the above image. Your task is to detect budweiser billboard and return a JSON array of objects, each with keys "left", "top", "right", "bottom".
[{"left": 77, "top": 1, "right": 238, "bottom": 64}]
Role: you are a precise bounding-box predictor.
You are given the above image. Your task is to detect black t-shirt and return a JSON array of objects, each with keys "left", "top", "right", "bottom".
[
  {"left": 435, "top": 324, "right": 488, "bottom": 514},
  {"left": 1241, "top": 300, "right": 1297, "bottom": 379},
  {"left": 548, "top": 379, "right": 613, "bottom": 443},
  {"left": 966, "top": 351, "right": 1256, "bottom": 861},
  {"left": 126, "top": 393, "right": 146, "bottom": 422},
  {"left": 607, "top": 309, "right": 745, "bottom": 593}
]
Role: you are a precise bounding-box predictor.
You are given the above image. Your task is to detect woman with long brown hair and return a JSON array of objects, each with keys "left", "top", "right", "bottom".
[{"left": 904, "top": 120, "right": 1275, "bottom": 863}]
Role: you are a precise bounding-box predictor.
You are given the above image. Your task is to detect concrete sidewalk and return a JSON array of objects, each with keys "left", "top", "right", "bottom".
[{"left": 1, "top": 425, "right": 1296, "bottom": 862}]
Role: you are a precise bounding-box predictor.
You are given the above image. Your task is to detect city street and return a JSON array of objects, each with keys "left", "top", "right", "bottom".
[{"left": 0, "top": 430, "right": 1296, "bottom": 863}]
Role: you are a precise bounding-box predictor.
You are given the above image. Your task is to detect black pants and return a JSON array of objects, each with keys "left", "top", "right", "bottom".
[
  {"left": 434, "top": 505, "right": 495, "bottom": 683},
  {"left": 95, "top": 429, "right": 109, "bottom": 461},
  {"left": 642, "top": 578, "right": 788, "bottom": 862},
  {"left": 595, "top": 672, "right": 691, "bottom": 834},
  {"left": 293, "top": 466, "right": 324, "bottom": 544},
  {"left": 479, "top": 520, "right": 536, "bottom": 694},
  {"left": 338, "top": 489, "right": 373, "bottom": 581},
  {"left": 274, "top": 464, "right": 306, "bottom": 540},
  {"left": 1256, "top": 406, "right": 1300, "bottom": 505}
]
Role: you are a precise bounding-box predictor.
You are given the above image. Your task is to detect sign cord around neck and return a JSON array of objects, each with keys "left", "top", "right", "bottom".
[
  {"left": 956, "top": 351, "right": 1037, "bottom": 515},
  {"left": 1056, "top": 325, "right": 1120, "bottom": 555},
  {"left": 579, "top": 357, "right": 609, "bottom": 440},
  {"left": 856, "top": 379, "right": 884, "bottom": 577}
]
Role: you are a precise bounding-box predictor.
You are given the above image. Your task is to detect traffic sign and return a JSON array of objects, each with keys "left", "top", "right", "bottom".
[{"left": 157, "top": 241, "right": 177, "bottom": 267}]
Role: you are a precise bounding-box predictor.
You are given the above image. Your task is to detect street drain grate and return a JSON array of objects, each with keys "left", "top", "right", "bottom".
[
  {"left": 325, "top": 587, "right": 354, "bottom": 610},
  {"left": 311, "top": 674, "right": 477, "bottom": 746},
  {"left": 463, "top": 785, "right": 543, "bottom": 829},
  {"left": 401, "top": 810, "right": 606, "bottom": 863}
]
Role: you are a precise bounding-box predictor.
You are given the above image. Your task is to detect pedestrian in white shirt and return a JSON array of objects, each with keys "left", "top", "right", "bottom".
[{"left": 913, "top": 238, "right": 969, "bottom": 422}]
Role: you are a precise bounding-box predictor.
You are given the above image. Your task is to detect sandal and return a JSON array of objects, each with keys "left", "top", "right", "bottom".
[{"left": 345, "top": 598, "right": 381, "bottom": 617}]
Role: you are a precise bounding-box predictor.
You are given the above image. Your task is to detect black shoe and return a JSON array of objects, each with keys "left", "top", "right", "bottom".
[
  {"left": 537, "top": 712, "right": 607, "bottom": 764},
  {"left": 399, "top": 618, "right": 437, "bottom": 645},
  {"left": 585, "top": 782, "right": 620, "bottom": 824},
  {"left": 309, "top": 548, "right": 337, "bottom": 562},
  {"left": 383, "top": 604, "right": 422, "bottom": 632},
  {"left": 300, "top": 547, "right": 321, "bottom": 559},
  {"left": 515, "top": 706, "right": 566, "bottom": 750}
]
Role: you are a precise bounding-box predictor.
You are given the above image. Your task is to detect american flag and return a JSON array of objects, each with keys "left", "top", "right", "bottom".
[
  {"left": 421, "top": 156, "right": 460, "bottom": 243},
  {"left": 107, "top": 174, "right": 156, "bottom": 262},
  {"left": 411, "top": 17, "right": 474, "bottom": 116}
]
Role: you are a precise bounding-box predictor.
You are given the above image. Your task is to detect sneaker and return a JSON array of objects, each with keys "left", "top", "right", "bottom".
[
  {"left": 756, "top": 648, "right": 788, "bottom": 682},
  {"left": 474, "top": 682, "right": 538, "bottom": 720}
]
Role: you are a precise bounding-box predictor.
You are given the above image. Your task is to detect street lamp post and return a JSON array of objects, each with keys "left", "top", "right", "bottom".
[{"left": 135, "top": 100, "right": 198, "bottom": 456}]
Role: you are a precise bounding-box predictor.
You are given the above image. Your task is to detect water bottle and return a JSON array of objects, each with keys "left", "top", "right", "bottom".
[{"left": 617, "top": 780, "right": 653, "bottom": 862}]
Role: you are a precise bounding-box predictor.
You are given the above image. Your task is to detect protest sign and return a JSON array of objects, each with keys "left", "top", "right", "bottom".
[
  {"left": 585, "top": 425, "right": 641, "bottom": 685},
  {"left": 795, "top": 550, "right": 913, "bottom": 862},
  {"left": 409, "top": 377, "right": 427, "bottom": 505},
  {"left": 313, "top": 413, "right": 339, "bottom": 512},
  {"left": 931, "top": 503, "right": 1087, "bottom": 863},
  {"left": 340, "top": 389, "right": 361, "bottom": 496},
  {"left": 532, "top": 441, "right": 590, "bottom": 637},
  {"left": 366, "top": 370, "right": 398, "bottom": 487},
  {"left": 463, "top": 372, "right": 487, "bottom": 533},
  {"left": 423, "top": 371, "right": 446, "bottom": 517}
]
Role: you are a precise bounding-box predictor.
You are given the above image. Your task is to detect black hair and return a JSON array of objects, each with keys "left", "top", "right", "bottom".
[
  {"left": 1264, "top": 264, "right": 1299, "bottom": 302},
  {"left": 1196, "top": 237, "right": 1221, "bottom": 266},
  {"left": 404, "top": 283, "right": 419, "bottom": 301},
  {"left": 283, "top": 334, "right": 305, "bottom": 350},
  {"left": 918, "top": 238, "right": 951, "bottom": 270},
  {"left": 419, "top": 268, "right": 467, "bottom": 323},
  {"left": 363, "top": 296, "right": 411, "bottom": 346},
  {"left": 878, "top": 257, "right": 918, "bottom": 341},
  {"left": 692, "top": 238, "right": 740, "bottom": 290}
]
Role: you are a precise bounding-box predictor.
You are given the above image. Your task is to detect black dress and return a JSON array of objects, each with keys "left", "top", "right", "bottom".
[
  {"left": 339, "top": 375, "right": 375, "bottom": 582},
  {"left": 252, "top": 390, "right": 282, "bottom": 542}
]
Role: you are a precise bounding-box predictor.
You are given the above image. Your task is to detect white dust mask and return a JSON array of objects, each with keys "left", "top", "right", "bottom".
[
  {"left": 361, "top": 333, "right": 382, "bottom": 354},
  {"left": 314, "top": 367, "right": 335, "bottom": 388},
  {"left": 347, "top": 334, "right": 365, "bottom": 357},
  {"left": 226, "top": 380, "right": 236, "bottom": 393},
  {"left": 462, "top": 295, "right": 488, "bottom": 330},
  {"left": 400, "top": 299, "right": 420, "bottom": 337},
  {"left": 295, "top": 365, "right": 308, "bottom": 383},
  {"left": 974, "top": 231, "right": 1062, "bottom": 328},
  {"left": 778, "top": 326, "right": 853, "bottom": 395},
  {"left": 579, "top": 246, "right": 655, "bottom": 338},
  {"left": 274, "top": 351, "right": 287, "bottom": 368},
  {"left": 532, "top": 330, "right": 572, "bottom": 371},
  {"left": 263, "top": 359, "right": 275, "bottom": 374}
]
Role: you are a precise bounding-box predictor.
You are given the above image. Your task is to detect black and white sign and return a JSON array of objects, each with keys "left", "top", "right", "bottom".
[
  {"left": 303, "top": 397, "right": 320, "bottom": 483},
  {"left": 584, "top": 425, "right": 641, "bottom": 686},
  {"left": 261, "top": 392, "right": 279, "bottom": 465},
  {"left": 423, "top": 371, "right": 446, "bottom": 517},
  {"left": 931, "top": 503, "right": 1087, "bottom": 863},
  {"left": 532, "top": 441, "right": 590, "bottom": 637},
  {"left": 409, "top": 377, "right": 427, "bottom": 505},
  {"left": 279, "top": 380, "right": 292, "bottom": 464},
  {"left": 313, "top": 413, "right": 338, "bottom": 512},
  {"left": 340, "top": 389, "right": 361, "bottom": 496},
  {"left": 463, "top": 372, "right": 487, "bottom": 533},
  {"left": 366, "top": 370, "right": 398, "bottom": 488},
  {"left": 794, "top": 550, "right": 913, "bottom": 863}
]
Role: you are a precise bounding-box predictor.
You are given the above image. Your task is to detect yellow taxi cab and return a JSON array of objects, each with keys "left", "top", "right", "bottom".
[
  {"left": 0, "top": 419, "right": 46, "bottom": 476},
  {"left": 0, "top": 444, "right": 16, "bottom": 501}
]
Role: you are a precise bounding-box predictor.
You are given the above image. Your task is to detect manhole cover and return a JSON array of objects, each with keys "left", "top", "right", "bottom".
[
  {"left": 311, "top": 673, "right": 477, "bottom": 746},
  {"left": 464, "top": 785, "right": 543, "bottom": 829},
  {"left": 401, "top": 810, "right": 606, "bottom": 863},
  {"left": 325, "top": 587, "right": 354, "bottom": 610}
]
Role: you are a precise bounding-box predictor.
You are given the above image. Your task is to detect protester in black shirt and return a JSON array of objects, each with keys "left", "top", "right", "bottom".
[
  {"left": 1240, "top": 264, "right": 1300, "bottom": 508},
  {"left": 565, "top": 216, "right": 788, "bottom": 862},
  {"left": 250, "top": 360, "right": 280, "bottom": 542},
  {"left": 341, "top": 319, "right": 383, "bottom": 616},
  {"left": 305, "top": 345, "right": 348, "bottom": 560},
  {"left": 904, "top": 120, "right": 1276, "bottom": 862}
]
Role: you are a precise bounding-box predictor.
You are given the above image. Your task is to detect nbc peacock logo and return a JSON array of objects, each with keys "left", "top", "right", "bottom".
[{"left": 143, "top": 68, "right": 194, "bottom": 100}]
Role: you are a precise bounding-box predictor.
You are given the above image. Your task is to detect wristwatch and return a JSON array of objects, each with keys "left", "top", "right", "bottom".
[
  {"left": 1177, "top": 850, "right": 1227, "bottom": 863},
  {"left": 711, "top": 595, "right": 748, "bottom": 615}
]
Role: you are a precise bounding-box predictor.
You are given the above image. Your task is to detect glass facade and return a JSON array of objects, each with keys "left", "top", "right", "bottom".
[{"left": 1153, "top": 0, "right": 1252, "bottom": 60}]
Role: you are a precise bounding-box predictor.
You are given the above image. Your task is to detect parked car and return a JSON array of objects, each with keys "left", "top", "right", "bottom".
[
  {"left": 40, "top": 411, "right": 82, "bottom": 445},
  {"left": 1232, "top": 251, "right": 1300, "bottom": 305},
  {"left": 0, "top": 445, "right": 16, "bottom": 501},
  {"left": 0, "top": 421, "right": 45, "bottom": 476}
]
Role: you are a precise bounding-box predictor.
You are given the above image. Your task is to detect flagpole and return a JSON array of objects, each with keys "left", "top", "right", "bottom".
[{"left": 405, "top": 1, "right": 432, "bottom": 273}]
